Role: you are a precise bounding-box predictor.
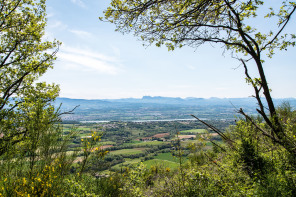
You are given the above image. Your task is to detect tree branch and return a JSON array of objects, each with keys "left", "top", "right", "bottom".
[
  {"left": 261, "top": 5, "right": 296, "bottom": 52},
  {"left": 191, "top": 114, "right": 236, "bottom": 150},
  {"left": 238, "top": 108, "right": 281, "bottom": 143}
]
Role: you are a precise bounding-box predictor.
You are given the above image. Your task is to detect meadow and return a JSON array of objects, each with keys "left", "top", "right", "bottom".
[
  {"left": 179, "top": 129, "right": 207, "bottom": 134},
  {"left": 110, "top": 149, "right": 145, "bottom": 155},
  {"left": 60, "top": 120, "right": 223, "bottom": 174}
]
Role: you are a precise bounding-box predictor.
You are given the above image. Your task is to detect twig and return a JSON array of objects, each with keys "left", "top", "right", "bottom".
[{"left": 59, "top": 105, "right": 80, "bottom": 115}]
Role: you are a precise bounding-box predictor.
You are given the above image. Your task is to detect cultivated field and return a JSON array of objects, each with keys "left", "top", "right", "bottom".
[{"left": 179, "top": 129, "right": 207, "bottom": 134}]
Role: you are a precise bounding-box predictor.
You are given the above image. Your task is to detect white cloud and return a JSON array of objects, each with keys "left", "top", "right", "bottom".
[
  {"left": 69, "top": 29, "right": 93, "bottom": 38},
  {"left": 70, "top": 0, "right": 86, "bottom": 8},
  {"left": 57, "top": 46, "right": 122, "bottom": 75},
  {"left": 48, "top": 20, "right": 68, "bottom": 30}
]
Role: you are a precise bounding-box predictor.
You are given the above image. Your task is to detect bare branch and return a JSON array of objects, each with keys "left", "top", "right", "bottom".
[
  {"left": 59, "top": 105, "right": 80, "bottom": 116},
  {"left": 238, "top": 108, "right": 281, "bottom": 143},
  {"left": 0, "top": 47, "right": 59, "bottom": 110},
  {"left": 191, "top": 114, "right": 237, "bottom": 150}
]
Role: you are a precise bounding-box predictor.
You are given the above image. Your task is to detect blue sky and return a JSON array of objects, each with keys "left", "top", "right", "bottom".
[{"left": 41, "top": 0, "right": 296, "bottom": 99}]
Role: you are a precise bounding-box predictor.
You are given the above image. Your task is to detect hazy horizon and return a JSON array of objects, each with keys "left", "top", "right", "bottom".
[{"left": 56, "top": 96, "right": 296, "bottom": 100}]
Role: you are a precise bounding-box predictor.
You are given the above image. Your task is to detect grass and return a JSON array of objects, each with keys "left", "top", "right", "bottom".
[
  {"left": 77, "top": 126, "right": 94, "bottom": 131},
  {"left": 110, "top": 149, "right": 144, "bottom": 155},
  {"left": 62, "top": 126, "right": 77, "bottom": 133},
  {"left": 143, "top": 159, "right": 179, "bottom": 169},
  {"left": 124, "top": 158, "right": 142, "bottom": 164},
  {"left": 154, "top": 153, "right": 178, "bottom": 162},
  {"left": 132, "top": 141, "right": 167, "bottom": 147},
  {"left": 181, "top": 139, "right": 213, "bottom": 146},
  {"left": 155, "top": 152, "right": 188, "bottom": 163},
  {"left": 62, "top": 124, "right": 76, "bottom": 129},
  {"left": 179, "top": 129, "right": 207, "bottom": 134}
]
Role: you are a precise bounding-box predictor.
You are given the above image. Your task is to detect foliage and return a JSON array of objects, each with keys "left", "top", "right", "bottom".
[
  {"left": 103, "top": 0, "right": 295, "bottom": 55},
  {"left": 0, "top": 1, "right": 107, "bottom": 196},
  {"left": 0, "top": 0, "right": 60, "bottom": 156},
  {"left": 0, "top": 98, "right": 107, "bottom": 196},
  {"left": 0, "top": 99, "right": 76, "bottom": 196},
  {"left": 78, "top": 130, "right": 107, "bottom": 177},
  {"left": 95, "top": 173, "right": 123, "bottom": 197}
]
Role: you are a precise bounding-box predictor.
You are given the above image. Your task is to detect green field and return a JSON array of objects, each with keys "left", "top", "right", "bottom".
[
  {"left": 179, "top": 129, "right": 207, "bottom": 134},
  {"left": 154, "top": 152, "right": 188, "bottom": 163},
  {"left": 77, "top": 126, "right": 94, "bottom": 131},
  {"left": 111, "top": 153, "right": 184, "bottom": 171},
  {"left": 133, "top": 141, "right": 167, "bottom": 147},
  {"left": 61, "top": 122, "right": 215, "bottom": 173},
  {"left": 143, "top": 159, "right": 179, "bottom": 169},
  {"left": 110, "top": 149, "right": 144, "bottom": 155},
  {"left": 125, "top": 158, "right": 142, "bottom": 164},
  {"left": 181, "top": 139, "right": 213, "bottom": 147},
  {"left": 154, "top": 153, "right": 178, "bottom": 162}
]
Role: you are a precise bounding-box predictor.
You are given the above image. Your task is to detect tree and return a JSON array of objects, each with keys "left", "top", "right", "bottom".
[
  {"left": 103, "top": 0, "right": 296, "bottom": 155},
  {"left": 0, "top": 0, "right": 60, "bottom": 155}
]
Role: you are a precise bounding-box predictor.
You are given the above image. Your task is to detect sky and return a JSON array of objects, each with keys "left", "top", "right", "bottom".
[{"left": 41, "top": 0, "right": 296, "bottom": 99}]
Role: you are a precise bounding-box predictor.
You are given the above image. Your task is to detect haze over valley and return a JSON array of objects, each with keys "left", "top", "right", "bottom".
[{"left": 57, "top": 96, "right": 296, "bottom": 122}]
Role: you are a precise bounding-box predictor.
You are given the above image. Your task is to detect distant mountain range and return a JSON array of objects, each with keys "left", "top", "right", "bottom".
[{"left": 55, "top": 96, "right": 296, "bottom": 111}]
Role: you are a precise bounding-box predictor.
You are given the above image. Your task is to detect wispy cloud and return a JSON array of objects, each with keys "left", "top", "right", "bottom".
[
  {"left": 48, "top": 20, "right": 68, "bottom": 30},
  {"left": 70, "top": 0, "right": 86, "bottom": 8},
  {"left": 69, "top": 29, "right": 93, "bottom": 38},
  {"left": 58, "top": 46, "right": 122, "bottom": 75}
]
